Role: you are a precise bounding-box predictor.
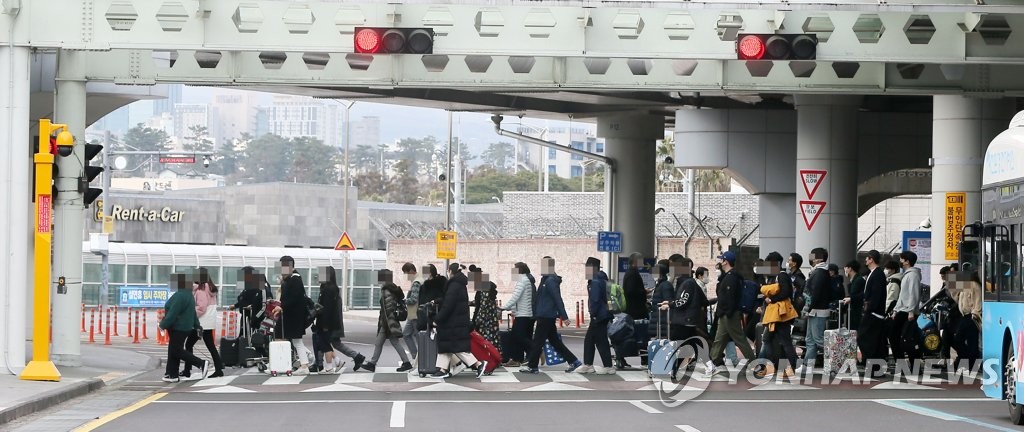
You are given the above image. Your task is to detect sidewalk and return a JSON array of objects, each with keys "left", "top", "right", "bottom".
[{"left": 0, "top": 343, "right": 156, "bottom": 426}]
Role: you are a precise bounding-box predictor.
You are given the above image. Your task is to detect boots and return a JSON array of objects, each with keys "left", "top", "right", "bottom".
[
  {"left": 352, "top": 354, "right": 366, "bottom": 372},
  {"left": 361, "top": 361, "right": 376, "bottom": 372},
  {"left": 397, "top": 362, "right": 413, "bottom": 372}
]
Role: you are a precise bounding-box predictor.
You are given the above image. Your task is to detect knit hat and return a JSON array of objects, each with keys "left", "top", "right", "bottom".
[{"left": 585, "top": 257, "right": 601, "bottom": 268}]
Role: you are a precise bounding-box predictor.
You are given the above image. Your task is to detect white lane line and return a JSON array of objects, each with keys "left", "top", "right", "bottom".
[
  {"left": 629, "top": 400, "right": 662, "bottom": 414},
  {"left": 155, "top": 397, "right": 992, "bottom": 405},
  {"left": 389, "top": 401, "right": 406, "bottom": 428},
  {"left": 875, "top": 400, "right": 1022, "bottom": 432},
  {"left": 675, "top": 426, "right": 701, "bottom": 432}
]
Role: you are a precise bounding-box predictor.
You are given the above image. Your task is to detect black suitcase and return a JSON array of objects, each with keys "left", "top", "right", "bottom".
[
  {"left": 416, "top": 303, "right": 435, "bottom": 331},
  {"left": 416, "top": 330, "right": 438, "bottom": 377},
  {"left": 498, "top": 330, "right": 515, "bottom": 363},
  {"left": 220, "top": 337, "right": 240, "bottom": 367}
]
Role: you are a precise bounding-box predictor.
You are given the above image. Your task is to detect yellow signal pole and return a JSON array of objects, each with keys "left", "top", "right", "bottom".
[{"left": 21, "top": 119, "right": 70, "bottom": 382}]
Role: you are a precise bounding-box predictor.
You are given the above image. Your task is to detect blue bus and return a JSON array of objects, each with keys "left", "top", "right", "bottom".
[{"left": 960, "top": 110, "right": 1024, "bottom": 424}]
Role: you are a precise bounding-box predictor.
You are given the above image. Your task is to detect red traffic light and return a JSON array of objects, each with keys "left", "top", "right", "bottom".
[
  {"left": 353, "top": 27, "right": 434, "bottom": 54},
  {"left": 736, "top": 34, "right": 817, "bottom": 60}
]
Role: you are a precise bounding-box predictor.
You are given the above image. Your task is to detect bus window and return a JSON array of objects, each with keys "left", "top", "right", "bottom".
[
  {"left": 997, "top": 240, "right": 1018, "bottom": 296},
  {"left": 959, "top": 240, "right": 980, "bottom": 275}
]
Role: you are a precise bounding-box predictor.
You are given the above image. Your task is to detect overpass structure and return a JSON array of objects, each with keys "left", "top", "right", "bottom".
[{"left": 0, "top": 0, "right": 1022, "bottom": 369}]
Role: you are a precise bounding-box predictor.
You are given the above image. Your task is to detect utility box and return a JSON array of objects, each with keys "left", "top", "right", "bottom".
[{"left": 89, "top": 233, "right": 109, "bottom": 254}]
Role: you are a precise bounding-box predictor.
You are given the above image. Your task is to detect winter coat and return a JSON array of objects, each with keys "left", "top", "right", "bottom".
[
  {"left": 504, "top": 274, "right": 535, "bottom": 318},
  {"left": 806, "top": 265, "right": 832, "bottom": 311},
  {"left": 760, "top": 277, "right": 798, "bottom": 331},
  {"left": 895, "top": 267, "right": 922, "bottom": 314},
  {"left": 471, "top": 287, "right": 499, "bottom": 331},
  {"left": 862, "top": 267, "right": 887, "bottom": 316},
  {"left": 316, "top": 270, "right": 345, "bottom": 338},
  {"left": 280, "top": 272, "right": 309, "bottom": 339},
  {"left": 651, "top": 277, "right": 674, "bottom": 330},
  {"left": 160, "top": 287, "right": 200, "bottom": 333},
  {"left": 587, "top": 270, "right": 611, "bottom": 322},
  {"left": 622, "top": 268, "right": 649, "bottom": 319},
  {"left": 194, "top": 285, "right": 217, "bottom": 330},
  {"left": 435, "top": 272, "right": 472, "bottom": 354},
  {"left": 714, "top": 269, "right": 744, "bottom": 318},
  {"left": 419, "top": 276, "right": 447, "bottom": 306},
  {"left": 535, "top": 274, "right": 569, "bottom": 320},
  {"left": 669, "top": 277, "right": 708, "bottom": 328},
  {"left": 234, "top": 285, "right": 264, "bottom": 329},
  {"left": 956, "top": 281, "right": 982, "bottom": 318},
  {"left": 885, "top": 272, "right": 903, "bottom": 314},
  {"left": 404, "top": 280, "right": 422, "bottom": 320},
  {"left": 848, "top": 274, "right": 865, "bottom": 311},
  {"left": 377, "top": 284, "right": 405, "bottom": 338}
]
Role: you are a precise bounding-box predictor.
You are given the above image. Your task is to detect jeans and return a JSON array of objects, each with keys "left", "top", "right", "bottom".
[
  {"left": 803, "top": 315, "right": 827, "bottom": 367},
  {"left": 710, "top": 312, "right": 756, "bottom": 366},
  {"left": 726, "top": 342, "right": 738, "bottom": 363},
  {"left": 184, "top": 329, "right": 224, "bottom": 372},
  {"left": 403, "top": 319, "right": 419, "bottom": 359},
  {"left": 584, "top": 317, "right": 613, "bottom": 368},
  {"left": 166, "top": 330, "right": 206, "bottom": 378},
  {"left": 526, "top": 318, "right": 578, "bottom": 369},
  {"left": 370, "top": 330, "right": 411, "bottom": 364},
  {"left": 508, "top": 317, "right": 535, "bottom": 362}
]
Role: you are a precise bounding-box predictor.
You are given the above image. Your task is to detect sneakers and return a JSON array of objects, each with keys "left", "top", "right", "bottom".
[
  {"left": 518, "top": 366, "right": 540, "bottom": 374},
  {"left": 502, "top": 360, "right": 522, "bottom": 368},
  {"left": 575, "top": 365, "right": 596, "bottom": 374},
  {"left": 352, "top": 354, "right": 365, "bottom": 372},
  {"left": 451, "top": 362, "right": 467, "bottom": 376},
  {"left": 430, "top": 369, "right": 453, "bottom": 379},
  {"left": 565, "top": 360, "right": 583, "bottom": 373},
  {"left": 703, "top": 362, "right": 719, "bottom": 378},
  {"left": 294, "top": 366, "right": 310, "bottom": 376},
  {"left": 595, "top": 366, "right": 617, "bottom": 375},
  {"left": 361, "top": 362, "right": 376, "bottom": 373},
  {"left": 474, "top": 361, "right": 489, "bottom": 378},
  {"left": 161, "top": 375, "right": 180, "bottom": 383},
  {"left": 397, "top": 362, "right": 414, "bottom": 373},
  {"left": 209, "top": 370, "right": 225, "bottom": 378},
  {"left": 794, "top": 365, "right": 809, "bottom": 376}
]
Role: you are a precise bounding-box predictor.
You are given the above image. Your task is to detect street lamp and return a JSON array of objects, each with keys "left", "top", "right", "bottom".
[{"left": 328, "top": 99, "right": 355, "bottom": 311}]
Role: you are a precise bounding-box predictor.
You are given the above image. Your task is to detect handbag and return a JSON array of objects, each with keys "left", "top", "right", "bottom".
[{"left": 543, "top": 334, "right": 566, "bottom": 365}]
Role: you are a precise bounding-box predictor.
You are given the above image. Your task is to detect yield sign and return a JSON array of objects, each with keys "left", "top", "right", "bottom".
[
  {"left": 799, "top": 169, "right": 828, "bottom": 199},
  {"left": 799, "top": 200, "right": 826, "bottom": 231},
  {"left": 334, "top": 232, "right": 356, "bottom": 251}
]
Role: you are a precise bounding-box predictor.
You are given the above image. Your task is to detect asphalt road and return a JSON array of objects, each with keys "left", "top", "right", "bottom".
[{"left": 7, "top": 318, "right": 1022, "bottom": 432}]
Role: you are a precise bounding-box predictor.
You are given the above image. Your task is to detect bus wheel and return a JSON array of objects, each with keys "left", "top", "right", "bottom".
[{"left": 1006, "top": 345, "right": 1024, "bottom": 425}]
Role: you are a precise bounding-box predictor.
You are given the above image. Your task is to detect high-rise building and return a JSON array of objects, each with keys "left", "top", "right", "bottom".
[
  {"left": 262, "top": 95, "right": 341, "bottom": 147},
  {"left": 520, "top": 125, "right": 605, "bottom": 179},
  {"left": 210, "top": 92, "right": 258, "bottom": 146},
  {"left": 153, "top": 84, "right": 183, "bottom": 117},
  {"left": 173, "top": 104, "right": 211, "bottom": 148},
  {"left": 349, "top": 116, "right": 381, "bottom": 148}
]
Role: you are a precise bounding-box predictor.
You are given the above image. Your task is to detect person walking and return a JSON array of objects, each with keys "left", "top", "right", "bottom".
[
  {"left": 363, "top": 270, "right": 413, "bottom": 372},
  {"left": 858, "top": 250, "right": 888, "bottom": 365},
  {"left": 501, "top": 262, "right": 536, "bottom": 367},
  {"left": 279, "top": 255, "right": 314, "bottom": 375},
  {"left": 619, "top": 252, "right": 651, "bottom": 369},
  {"left": 796, "top": 248, "right": 831, "bottom": 374},
  {"left": 183, "top": 270, "right": 225, "bottom": 379},
  {"left": 753, "top": 263, "right": 800, "bottom": 379},
  {"left": 576, "top": 257, "right": 615, "bottom": 375},
  {"left": 160, "top": 275, "right": 210, "bottom": 383},
  {"left": 661, "top": 262, "right": 713, "bottom": 381},
  {"left": 521, "top": 257, "right": 582, "bottom": 374},
  {"left": 469, "top": 265, "right": 501, "bottom": 352},
  {"left": 231, "top": 266, "right": 264, "bottom": 332},
  {"left": 418, "top": 264, "right": 447, "bottom": 310},
  {"left": 952, "top": 271, "right": 982, "bottom": 371},
  {"left": 650, "top": 261, "right": 675, "bottom": 342},
  {"left": 313, "top": 266, "right": 366, "bottom": 373},
  {"left": 401, "top": 263, "right": 422, "bottom": 359},
  {"left": 432, "top": 264, "right": 488, "bottom": 378},
  {"left": 891, "top": 251, "right": 922, "bottom": 363}
]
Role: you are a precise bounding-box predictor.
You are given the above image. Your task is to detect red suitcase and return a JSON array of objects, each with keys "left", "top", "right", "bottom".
[{"left": 470, "top": 331, "right": 501, "bottom": 374}]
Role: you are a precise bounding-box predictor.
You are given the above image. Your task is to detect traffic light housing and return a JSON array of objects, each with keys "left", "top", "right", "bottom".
[
  {"left": 80, "top": 143, "right": 103, "bottom": 206},
  {"left": 736, "top": 34, "right": 818, "bottom": 60},
  {"left": 353, "top": 27, "right": 434, "bottom": 54}
]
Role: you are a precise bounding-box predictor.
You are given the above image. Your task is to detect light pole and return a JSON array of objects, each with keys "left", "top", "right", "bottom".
[{"left": 331, "top": 99, "right": 356, "bottom": 310}]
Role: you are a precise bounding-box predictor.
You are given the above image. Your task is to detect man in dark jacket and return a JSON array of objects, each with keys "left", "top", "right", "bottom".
[
  {"left": 279, "top": 255, "right": 313, "bottom": 375},
  {"left": 521, "top": 257, "right": 582, "bottom": 373},
  {"left": 788, "top": 253, "right": 807, "bottom": 312},
  {"left": 858, "top": 250, "right": 888, "bottom": 365},
  {"left": 432, "top": 264, "right": 488, "bottom": 378},
  {"left": 231, "top": 266, "right": 264, "bottom": 331},
  {"left": 619, "top": 253, "right": 651, "bottom": 369},
  {"left": 707, "top": 251, "right": 757, "bottom": 376},
  {"left": 844, "top": 260, "right": 866, "bottom": 331},
  {"left": 577, "top": 257, "right": 615, "bottom": 374},
  {"left": 160, "top": 274, "right": 208, "bottom": 382},
  {"left": 798, "top": 248, "right": 832, "bottom": 374}
]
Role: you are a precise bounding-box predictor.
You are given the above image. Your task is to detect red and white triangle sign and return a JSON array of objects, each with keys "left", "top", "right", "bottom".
[
  {"left": 800, "top": 169, "right": 828, "bottom": 199},
  {"left": 800, "top": 200, "right": 826, "bottom": 231}
]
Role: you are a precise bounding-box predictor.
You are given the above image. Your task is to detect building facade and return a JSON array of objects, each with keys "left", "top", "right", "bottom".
[
  {"left": 518, "top": 125, "right": 605, "bottom": 180},
  {"left": 263, "top": 95, "right": 341, "bottom": 148}
]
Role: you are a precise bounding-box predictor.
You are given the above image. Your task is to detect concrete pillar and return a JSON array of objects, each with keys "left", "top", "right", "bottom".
[
  {"left": 598, "top": 114, "right": 664, "bottom": 260},
  {"left": 930, "top": 96, "right": 1016, "bottom": 289},
  {"left": 760, "top": 193, "right": 796, "bottom": 257},
  {"left": 0, "top": 45, "right": 31, "bottom": 373},
  {"left": 51, "top": 50, "right": 87, "bottom": 367},
  {"left": 794, "top": 95, "right": 861, "bottom": 266}
]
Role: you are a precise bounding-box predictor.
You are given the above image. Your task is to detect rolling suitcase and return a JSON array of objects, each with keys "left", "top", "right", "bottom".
[
  {"left": 416, "top": 329, "right": 439, "bottom": 377},
  {"left": 268, "top": 340, "right": 293, "bottom": 376},
  {"left": 220, "top": 336, "right": 240, "bottom": 367},
  {"left": 469, "top": 331, "right": 501, "bottom": 374},
  {"left": 647, "top": 309, "right": 678, "bottom": 377},
  {"left": 823, "top": 306, "right": 858, "bottom": 376}
]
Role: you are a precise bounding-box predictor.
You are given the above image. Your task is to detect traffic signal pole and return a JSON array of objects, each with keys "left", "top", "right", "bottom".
[{"left": 20, "top": 120, "right": 70, "bottom": 382}]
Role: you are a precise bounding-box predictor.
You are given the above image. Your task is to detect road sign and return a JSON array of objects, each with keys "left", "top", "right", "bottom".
[
  {"left": 102, "top": 215, "right": 114, "bottom": 235},
  {"left": 597, "top": 231, "right": 623, "bottom": 253},
  {"left": 944, "top": 192, "right": 966, "bottom": 260},
  {"left": 334, "top": 232, "right": 356, "bottom": 251},
  {"left": 159, "top": 156, "right": 196, "bottom": 164},
  {"left": 436, "top": 230, "right": 457, "bottom": 260},
  {"left": 799, "top": 200, "right": 826, "bottom": 230},
  {"left": 799, "top": 169, "right": 828, "bottom": 199}
]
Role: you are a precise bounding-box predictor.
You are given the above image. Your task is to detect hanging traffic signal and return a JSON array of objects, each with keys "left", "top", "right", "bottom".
[
  {"left": 353, "top": 27, "right": 434, "bottom": 54},
  {"left": 80, "top": 143, "right": 103, "bottom": 206},
  {"left": 736, "top": 34, "right": 817, "bottom": 60}
]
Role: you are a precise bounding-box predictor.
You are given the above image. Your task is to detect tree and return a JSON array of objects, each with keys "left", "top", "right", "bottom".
[
  {"left": 183, "top": 125, "right": 214, "bottom": 153},
  {"left": 289, "top": 137, "right": 340, "bottom": 184},
  {"left": 122, "top": 124, "right": 172, "bottom": 152},
  {"left": 393, "top": 136, "right": 438, "bottom": 177},
  {"left": 480, "top": 142, "right": 515, "bottom": 172},
  {"left": 350, "top": 144, "right": 380, "bottom": 175},
  {"left": 238, "top": 134, "right": 290, "bottom": 183},
  {"left": 386, "top": 159, "right": 422, "bottom": 204}
]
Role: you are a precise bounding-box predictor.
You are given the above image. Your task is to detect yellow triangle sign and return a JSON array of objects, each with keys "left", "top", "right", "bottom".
[{"left": 335, "top": 232, "right": 356, "bottom": 251}]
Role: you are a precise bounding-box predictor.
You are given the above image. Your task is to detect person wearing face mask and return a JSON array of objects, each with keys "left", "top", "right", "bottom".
[
  {"left": 650, "top": 260, "right": 675, "bottom": 341},
  {"left": 858, "top": 250, "right": 888, "bottom": 366},
  {"left": 753, "top": 256, "right": 799, "bottom": 379},
  {"left": 796, "top": 248, "right": 831, "bottom": 375},
  {"left": 401, "top": 263, "right": 422, "bottom": 359},
  {"left": 468, "top": 265, "right": 501, "bottom": 353},
  {"left": 787, "top": 253, "right": 807, "bottom": 313},
  {"left": 279, "top": 255, "right": 313, "bottom": 375}
]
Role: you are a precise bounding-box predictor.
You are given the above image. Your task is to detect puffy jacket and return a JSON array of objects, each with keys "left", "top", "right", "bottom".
[
  {"left": 885, "top": 272, "right": 903, "bottom": 314},
  {"left": 714, "top": 269, "right": 744, "bottom": 318},
  {"left": 760, "top": 278, "right": 798, "bottom": 331},
  {"left": 622, "top": 268, "right": 649, "bottom": 319},
  {"left": 160, "top": 287, "right": 200, "bottom": 333},
  {"left": 895, "top": 267, "right": 921, "bottom": 314},
  {"left": 535, "top": 274, "right": 569, "bottom": 320},
  {"left": 669, "top": 277, "right": 708, "bottom": 327},
  {"left": 378, "top": 284, "right": 405, "bottom": 337},
  {"left": 956, "top": 281, "right": 982, "bottom": 318},
  {"left": 503, "top": 274, "right": 534, "bottom": 318},
  {"left": 587, "top": 270, "right": 611, "bottom": 322}
]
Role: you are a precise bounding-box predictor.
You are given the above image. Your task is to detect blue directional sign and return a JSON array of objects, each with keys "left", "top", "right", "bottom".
[{"left": 597, "top": 231, "right": 623, "bottom": 253}]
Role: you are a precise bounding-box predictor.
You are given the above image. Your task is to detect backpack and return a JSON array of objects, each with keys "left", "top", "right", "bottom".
[
  {"left": 607, "top": 282, "right": 627, "bottom": 313},
  {"left": 304, "top": 296, "right": 321, "bottom": 327},
  {"left": 739, "top": 280, "right": 758, "bottom": 314}
]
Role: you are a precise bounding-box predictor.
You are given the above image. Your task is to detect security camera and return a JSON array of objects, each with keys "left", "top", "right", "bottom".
[
  {"left": 490, "top": 115, "right": 503, "bottom": 126},
  {"left": 438, "top": 173, "right": 447, "bottom": 182},
  {"left": 202, "top": 156, "right": 211, "bottom": 168}
]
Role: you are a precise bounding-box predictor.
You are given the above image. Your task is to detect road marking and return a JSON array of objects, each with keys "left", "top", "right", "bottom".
[
  {"left": 522, "top": 382, "right": 591, "bottom": 392},
  {"left": 629, "top": 400, "right": 662, "bottom": 414},
  {"left": 876, "top": 400, "right": 1021, "bottom": 432},
  {"left": 675, "top": 426, "right": 701, "bottom": 432},
  {"left": 153, "top": 397, "right": 991, "bottom": 405},
  {"left": 72, "top": 392, "right": 166, "bottom": 432},
  {"left": 390, "top": 401, "right": 406, "bottom": 428},
  {"left": 544, "top": 371, "right": 588, "bottom": 382}
]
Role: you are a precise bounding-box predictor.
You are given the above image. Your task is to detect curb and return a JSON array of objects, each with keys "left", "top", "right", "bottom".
[{"left": 0, "top": 378, "right": 105, "bottom": 426}]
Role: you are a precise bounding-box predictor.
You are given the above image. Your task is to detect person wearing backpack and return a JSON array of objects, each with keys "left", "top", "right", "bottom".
[
  {"left": 796, "top": 248, "right": 832, "bottom": 374},
  {"left": 401, "top": 263, "right": 422, "bottom": 359},
  {"left": 706, "top": 251, "right": 757, "bottom": 376},
  {"left": 279, "top": 255, "right": 314, "bottom": 375},
  {"left": 363, "top": 269, "right": 413, "bottom": 373}
]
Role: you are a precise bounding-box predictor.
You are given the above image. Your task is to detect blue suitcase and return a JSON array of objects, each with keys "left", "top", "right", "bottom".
[{"left": 647, "top": 310, "right": 678, "bottom": 377}]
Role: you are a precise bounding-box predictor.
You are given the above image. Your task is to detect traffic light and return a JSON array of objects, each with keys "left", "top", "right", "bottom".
[
  {"left": 80, "top": 143, "right": 103, "bottom": 206},
  {"left": 353, "top": 27, "right": 434, "bottom": 54},
  {"left": 736, "top": 34, "right": 818, "bottom": 60}
]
